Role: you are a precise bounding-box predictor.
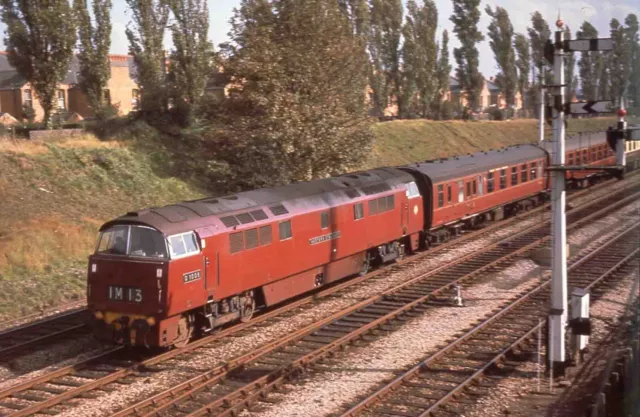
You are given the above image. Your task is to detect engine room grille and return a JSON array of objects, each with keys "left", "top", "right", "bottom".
[
  {"left": 236, "top": 212, "right": 254, "bottom": 224},
  {"left": 361, "top": 183, "right": 392, "bottom": 195},
  {"left": 229, "top": 232, "right": 244, "bottom": 254},
  {"left": 244, "top": 229, "right": 259, "bottom": 249},
  {"left": 269, "top": 204, "right": 289, "bottom": 216},
  {"left": 345, "top": 189, "right": 361, "bottom": 199},
  {"left": 250, "top": 209, "right": 268, "bottom": 221},
  {"left": 220, "top": 216, "right": 239, "bottom": 228}
]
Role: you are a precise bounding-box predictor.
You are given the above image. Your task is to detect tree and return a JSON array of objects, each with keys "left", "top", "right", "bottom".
[
  {"left": 450, "top": 0, "right": 483, "bottom": 111},
  {"left": 626, "top": 14, "right": 639, "bottom": 107},
  {"left": 215, "top": 0, "right": 372, "bottom": 189},
  {"left": 577, "top": 21, "right": 600, "bottom": 101},
  {"left": 563, "top": 26, "right": 577, "bottom": 100},
  {"left": 125, "top": 0, "right": 170, "bottom": 115},
  {"left": 400, "top": 0, "right": 438, "bottom": 118},
  {"left": 1, "top": 0, "right": 76, "bottom": 128},
  {"left": 74, "top": 0, "right": 112, "bottom": 119},
  {"left": 607, "top": 18, "right": 630, "bottom": 105},
  {"left": 486, "top": 5, "right": 516, "bottom": 108},
  {"left": 514, "top": 33, "right": 530, "bottom": 111},
  {"left": 433, "top": 29, "right": 451, "bottom": 118},
  {"left": 168, "top": 0, "right": 214, "bottom": 113},
  {"left": 369, "top": 0, "right": 402, "bottom": 114},
  {"left": 527, "top": 12, "right": 552, "bottom": 88}
]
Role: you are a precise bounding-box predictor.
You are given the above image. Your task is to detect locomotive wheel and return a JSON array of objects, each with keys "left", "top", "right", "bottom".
[
  {"left": 173, "top": 316, "right": 193, "bottom": 348},
  {"left": 240, "top": 293, "right": 256, "bottom": 323}
]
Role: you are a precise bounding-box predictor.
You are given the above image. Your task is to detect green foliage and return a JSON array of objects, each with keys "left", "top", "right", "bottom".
[
  {"left": 74, "top": 0, "right": 113, "bottom": 119},
  {"left": 369, "top": 0, "right": 403, "bottom": 113},
  {"left": 440, "top": 100, "right": 453, "bottom": 120},
  {"left": 431, "top": 29, "right": 451, "bottom": 118},
  {"left": 0, "top": 0, "right": 76, "bottom": 129},
  {"left": 450, "top": 0, "right": 484, "bottom": 110},
  {"left": 514, "top": 33, "right": 530, "bottom": 109},
  {"left": 125, "top": 0, "right": 170, "bottom": 115},
  {"left": 214, "top": 0, "right": 373, "bottom": 190},
  {"left": 21, "top": 104, "right": 35, "bottom": 123},
  {"left": 400, "top": 0, "right": 438, "bottom": 118},
  {"left": 609, "top": 18, "right": 631, "bottom": 105},
  {"left": 577, "top": 21, "right": 600, "bottom": 101},
  {"left": 627, "top": 14, "right": 639, "bottom": 106},
  {"left": 563, "top": 26, "right": 577, "bottom": 100},
  {"left": 527, "top": 12, "right": 552, "bottom": 86},
  {"left": 167, "top": 0, "right": 215, "bottom": 117},
  {"left": 485, "top": 6, "right": 517, "bottom": 107}
]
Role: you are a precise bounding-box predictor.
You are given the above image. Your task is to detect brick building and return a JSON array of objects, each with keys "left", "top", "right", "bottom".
[{"left": 0, "top": 52, "right": 139, "bottom": 122}]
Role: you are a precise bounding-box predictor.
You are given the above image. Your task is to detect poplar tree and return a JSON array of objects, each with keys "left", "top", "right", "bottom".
[
  {"left": 577, "top": 21, "right": 599, "bottom": 101},
  {"left": 125, "top": 0, "right": 170, "bottom": 114},
  {"left": 168, "top": 0, "right": 214, "bottom": 111},
  {"left": 514, "top": 33, "right": 530, "bottom": 111},
  {"left": 450, "top": 0, "right": 484, "bottom": 111},
  {"left": 563, "top": 26, "right": 577, "bottom": 100},
  {"left": 433, "top": 29, "right": 451, "bottom": 118},
  {"left": 527, "top": 12, "right": 552, "bottom": 87},
  {"left": 1, "top": 0, "right": 76, "bottom": 128},
  {"left": 486, "top": 5, "right": 517, "bottom": 108},
  {"left": 215, "top": 0, "right": 372, "bottom": 188},
  {"left": 608, "top": 18, "right": 630, "bottom": 105},
  {"left": 369, "top": 0, "right": 402, "bottom": 113},
  {"left": 74, "top": 0, "right": 112, "bottom": 119},
  {"left": 626, "top": 14, "right": 639, "bottom": 107}
]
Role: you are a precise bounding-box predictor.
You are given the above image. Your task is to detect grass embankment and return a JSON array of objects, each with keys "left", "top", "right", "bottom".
[
  {"left": 0, "top": 133, "right": 204, "bottom": 319},
  {"left": 0, "top": 116, "right": 633, "bottom": 320},
  {"left": 366, "top": 117, "right": 628, "bottom": 168}
]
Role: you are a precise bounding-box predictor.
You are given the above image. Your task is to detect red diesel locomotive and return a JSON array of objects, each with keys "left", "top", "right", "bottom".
[{"left": 87, "top": 132, "right": 627, "bottom": 347}]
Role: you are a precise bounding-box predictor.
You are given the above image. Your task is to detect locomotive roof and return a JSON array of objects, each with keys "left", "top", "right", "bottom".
[
  {"left": 100, "top": 167, "right": 414, "bottom": 236},
  {"left": 402, "top": 144, "right": 547, "bottom": 183},
  {"left": 540, "top": 131, "right": 607, "bottom": 153}
]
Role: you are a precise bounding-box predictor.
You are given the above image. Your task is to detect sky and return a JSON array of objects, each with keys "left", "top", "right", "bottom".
[{"left": 0, "top": 0, "right": 637, "bottom": 78}]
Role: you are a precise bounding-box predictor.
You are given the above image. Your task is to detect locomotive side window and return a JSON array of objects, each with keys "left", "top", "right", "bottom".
[
  {"left": 511, "top": 167, "right": 518, "bottom": 186},
  {"left": 368, "top": 199, "right": 378, "bottom": 215},
  {"left": 447, "top": 185, "right": 452, "bottom": 203},
  {"left": 521, "top": 164, "right": 528, "bottom": 182},
  {"left": 531, "top": 162, "right": 537, "bottom": 180},
  {"left": 321, "top": 212, "right": 329, "bottom": 229},
  {"left": 487, "top": 172, "right": 494, "bottom": 193},
  {"left": 499, "top": 169, "right": 507, "bottom": 189},
  {"left": 387, "top": 195, "right": 395, "bottom": 209},
  {"left": 168, "top": 232, "right": 200, "bottom": 259},
  {"left": 437, "top": 185, "right": 444, "bottom": 208},
  {"left": 354, "top": 203, "right": 364, "bottom": 220},
  {"left": 458, "top": 180, "right": 464, "bottom": 202},
  {"left": 279, "top": 220, "right": 292, "bottom": 240},
  {"left": 96, "top": 225, "right": 167, "bottom": 259}
]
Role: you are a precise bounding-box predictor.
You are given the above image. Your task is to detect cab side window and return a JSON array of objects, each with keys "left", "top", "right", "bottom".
[{"left": 279, "top": 220, "right": 292, "bottom": 240}]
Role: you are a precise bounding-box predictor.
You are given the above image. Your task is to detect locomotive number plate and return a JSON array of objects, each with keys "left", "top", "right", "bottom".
[
  {"left": 183, "top": 270, "right": 201, "bottom": 283},
  {"left": 108, "top": 286, "right": 142, "bottom": 303}
]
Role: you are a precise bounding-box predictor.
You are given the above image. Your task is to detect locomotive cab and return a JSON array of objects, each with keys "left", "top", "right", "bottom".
[{"left": 88, "top": 224, "right": 171, "bottom": 346}]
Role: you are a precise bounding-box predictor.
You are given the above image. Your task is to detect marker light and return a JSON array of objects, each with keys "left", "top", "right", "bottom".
[{"left": 91, "top": 263, "right": 97, "bottom": 273}]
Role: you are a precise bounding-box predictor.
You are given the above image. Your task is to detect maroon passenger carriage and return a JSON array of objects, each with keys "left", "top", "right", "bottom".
[{"left": 88, "top": 168, "right": 424, "bottom": 347}]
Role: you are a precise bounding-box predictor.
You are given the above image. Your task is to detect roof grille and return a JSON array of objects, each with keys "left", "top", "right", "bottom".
[
  {"left": 269, "top": 204, "right": 289, "bottom": 216},
  {"left": 250, "top": 209, "right": 268, "bottom": 221},
  {"left": 220, "top": 216, "right": 239, "bottom": 228},
  {"left": 361, "top": 183, "right": 392, "bottom": 196},
  {"left": 236, "top": 212, "right": 254, "bottom": 224},
  {"left": 345, "top": 189, "right": 361, "bottom": 199}
]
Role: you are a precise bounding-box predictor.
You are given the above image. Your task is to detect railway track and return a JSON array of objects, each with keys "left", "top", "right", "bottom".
[
  {"left": 0, "top": 177, "right": 636, "bottom": 417},
  {"left": 340, "top": 221, "right": 640, "bottom": 417},
  {"left": 0, "top": 174, "right": 629, "bottom": 366},
  {"left": 0, "top": 308, "right": 90, "bottom": 361},
  {"left": 73, "top": 183, "right": 639, "bottom": 417}
]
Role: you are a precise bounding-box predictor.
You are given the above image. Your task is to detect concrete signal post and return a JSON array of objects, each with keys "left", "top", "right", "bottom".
[{"left": 549, "top": 18, "right": 568, "bottom": 374}]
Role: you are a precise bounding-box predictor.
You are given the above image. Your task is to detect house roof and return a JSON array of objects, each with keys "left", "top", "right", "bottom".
[
  {"left": 0, "top": 52, "right": 136, "bottom": 90},
  {"left": 485, "top": 78, "right": 499, "bottom": 91}
]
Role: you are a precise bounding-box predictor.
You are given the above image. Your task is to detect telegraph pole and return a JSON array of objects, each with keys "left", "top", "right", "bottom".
[
  {"left": 549, "top": 17, "right": 567, "bottom": 373},
  {"left": 539, "top": 87, "right": 545, "bottom": 145}
]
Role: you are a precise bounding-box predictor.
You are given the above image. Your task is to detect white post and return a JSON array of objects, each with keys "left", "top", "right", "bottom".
[
  {"left": 539, "top": 87, "right": 545, "bottom": 145},
  {"left": 549, "top": 19, "right": 568, "bottom": 373},
  {"left": 616, "top": 103, "right": 627, "bottom": 168}
]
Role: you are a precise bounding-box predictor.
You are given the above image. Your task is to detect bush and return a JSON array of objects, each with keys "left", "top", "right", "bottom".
[
  {"left": 488, "top": 107, "right": 505, "bottom": 121},
  {"left": 22, "top": 105, "right": 35, "bottom": 123},
  {"left": 441, "top": 101, "right": 453, "bottom": 120}
]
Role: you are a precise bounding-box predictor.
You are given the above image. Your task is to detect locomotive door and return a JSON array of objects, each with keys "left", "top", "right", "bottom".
[
  {"left": 195, "top": 227, "right": 218, "bottom": 295},
  {"left": 401, "top": 201, "right": 409, "bottom": 235}
]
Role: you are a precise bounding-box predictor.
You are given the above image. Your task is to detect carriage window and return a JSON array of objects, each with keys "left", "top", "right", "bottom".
[
  {"left": 531, "top": 162, "right": 537, "bottom": 180},
  {"left": 478, "top": 176, "right": 484, "bottom": 195},
  {"left": 321, "top": 212, "right": 329, "bottom": 229},
  {"left": 521, "top": 164, "right": 528, "bottom": 182},
  {"left": 511, "top": 167, "right": 518, "bottom": 186},
  {"left": 466, "top": 182, "right": 471, "bottom": 197},
  {"left": 597, "top": 147, "right": 602, "bottom": 160},
  {"left": 487, "top": 172, "right": 494, "bottom": 193},
  {"left": 458, "top": 180, "right": 464, "bottom": 202},
  {"left": 500, "top": 169, "right": 507, "bottom": 189},
  {"left": 472, "top": 180, "right": 477, "bottom": 195},
  {"left": 568, "top": 153, "right": 574, "bottom": 165},
  {"left": 168, "top": 232, "right": 200, "bottom": 259},
  {"left": 576, "top": 151, "right": 581, "bottom": 164},
  {"left": 279, "top": 220, "right": 292, "bottom": 240},
  {"left": 354, "top": 202, "right": 364, "bottom": 220},
  {"left": 437, "top": 184, "right": 444, "bottom": 208},
  {"left": 583, "top": 150, "right": 588, "bottom": 162},
  {"left": 96, "top": 225, "right": 168, "bottom": 259},
  {"left": 447, "top": 185, "right": 452, "bottom": 203},
  {"left": 591, "top": 149, "right": 596, "bottom": 161}
]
